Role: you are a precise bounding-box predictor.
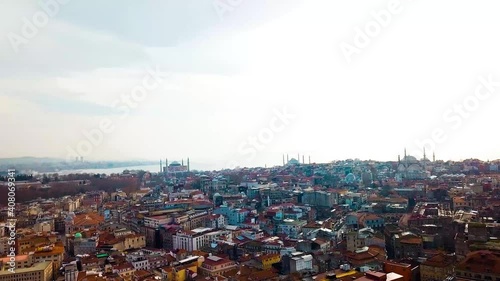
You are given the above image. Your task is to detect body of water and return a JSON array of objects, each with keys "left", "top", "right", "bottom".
[{"left": 54, "top": 164, "right": 161, "bottom": 175}]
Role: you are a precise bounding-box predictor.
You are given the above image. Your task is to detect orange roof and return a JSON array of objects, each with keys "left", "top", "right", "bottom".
[
  {"left": 400, "top": 237, "right": 422, "bottom": 245},
  {"left": 73, "top": 213, "right": 104, "bottom": 226},
  {"left": 421, "top": 253, "right": 454, "bottom": 268}
]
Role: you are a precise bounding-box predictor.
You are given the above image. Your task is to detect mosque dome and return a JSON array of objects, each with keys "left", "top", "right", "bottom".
[
  {"left": 402, "top": 155, "right": 419, "bottom": 164},
  {"left": 75, "top": 232, "right": 82, "bottom": 239}
]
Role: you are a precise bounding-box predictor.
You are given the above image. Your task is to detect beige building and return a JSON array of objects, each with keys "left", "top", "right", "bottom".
[
  {"left": 0, "top": 260, "right": 53, "bottom": 281},
  {"left": 199, "top": 255, "right": 237, "bottom": 277},
  {"left": 420, "top": 253, "right": 454, "bottom": 281}
]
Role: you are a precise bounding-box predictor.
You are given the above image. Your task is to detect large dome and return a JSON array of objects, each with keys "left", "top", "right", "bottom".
[
  {"left": 402, "top": 155, "right": 419, "bottom": 163},
  {"left": 75, "top": 232, "right": 82, "bottom": 238}
]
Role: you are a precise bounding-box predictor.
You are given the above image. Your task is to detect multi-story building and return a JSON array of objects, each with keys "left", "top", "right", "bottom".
[
  {"left": 112, "top": 262, "right": 136, "bottom": 280},
  {"left": 276, "top": 219, "right": 307, "bottom": 239},
  {"left": 289, "top": 252, "right": 313, "bottom": 273},
  {"left": 302, "top": 189, "right": 338, "bottom": 207},
  {"left": 199, "top": 255, "right": 237, "bottom": 277},
  {"left": 455, "top": 251, "right": 500, "bottom": 281},
  {"left": 70, "top": 233, "right": 97, "bottom": 256},
  {"left": 214, "top": 206, "right": 249, "bottom": 226},
  {"left": 173, "top": 228, "right": 231, "bottom": 252},
  {"left": 0, "top": 254, "right": 53, "bottom": 281},
  {"left": 347, "top": 228, "right": 384, "bottom": 252},
  {"left": 0, "top": 261, "right": 53, "bottom": 281},
  {"left": 392, "top": 232, "right": 423, "bottom": 260},
  {"left": 420, "top": 253, "right": 454, "bottom": 281},
  {"left": 143, "top": 215, "right": 171, "bottom": 228},
  {"left": 206, "top": 214, "right": 226, "bottom": 229},
  {"left": 383, "top": 260, "right": 419, "bottom": 281},
  {"left": 255, "top": 253, "right": 281, "bottom": 270}
]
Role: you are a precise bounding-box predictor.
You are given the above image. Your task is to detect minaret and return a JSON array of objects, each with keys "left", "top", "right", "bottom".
[
  {"left": 287, "top": 154, "right": 289, "bottom": 163},
  {"left": 160, "top": 159, "right": 163, "bottom": 173},
  {"left": 433, "top": 152, "right": 435, "bottom": 162},
  {"left": 187, "top": 158, "right": 190, "bottom": 172},
  {"left": 423, "top": 147, "right": 426, "bottom": 161},
  {"left": 182, "top": 159, "right": 184, "bottom": 166},
  {"left": 398, "top": 155, "right": 400, "bottom": 163},
  {"left": 309, "top": 156, "right": 311, "bottom": 164},
  {"left": 283, "top": 154, "right": 285, "bottom": 166},
  {"left": 302, "top": 155, "right": 305, "bottom": 164},
  {"left": 166, "top": 158, "right": 168, "bottom": 173}
]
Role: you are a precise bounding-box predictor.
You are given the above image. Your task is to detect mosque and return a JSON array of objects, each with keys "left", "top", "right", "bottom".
[{"left": 395, "top": 149, "right": 433, "bottom": 181}]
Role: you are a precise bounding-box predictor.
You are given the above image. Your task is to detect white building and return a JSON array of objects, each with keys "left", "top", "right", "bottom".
[
  {"left": 173, "top": 228, "right": 232, "bottom": 252},
  {"left": 143, "top": 215, "right": 171, "bottom": 228},
  {"left": 290, "top": 252, "right": 313, "bottom": 272}
]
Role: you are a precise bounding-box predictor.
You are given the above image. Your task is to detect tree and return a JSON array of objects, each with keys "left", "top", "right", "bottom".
[{"left": 42, "top": 174, "right": 50, "bottom": 184}]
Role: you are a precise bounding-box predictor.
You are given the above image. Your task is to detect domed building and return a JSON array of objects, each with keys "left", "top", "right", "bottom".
[{"left": 396, "top": 149, "right": 428, "bottom": 181}]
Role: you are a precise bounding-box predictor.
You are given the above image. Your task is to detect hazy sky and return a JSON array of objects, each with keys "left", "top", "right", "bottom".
[{"left": 1, "top": 0, "right": 500, "bottom": 170}]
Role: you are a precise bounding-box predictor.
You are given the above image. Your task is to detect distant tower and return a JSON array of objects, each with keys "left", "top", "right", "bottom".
[
  {"left": 297, "top": 154, "right": 299, "bottom": 162},
  {"left": 182, "top": 159, "right": 184, "bottom": 166},
  {"left": 302, "top": 155, "right": 305, "bottom": 164},
  {"left": 187, "top": 158, "right": 190, "bottom": 172},
  {"left": 398, "top": 155, "right": 400, "bottom": 163},
  {"left": 282, "top": 154, "right": 285, "bottom": 166},
  {"left": 404, "top": 148, "right": 407, "bottom": 157},
  {"left": 423, "top": 147, "right": 426, "bottom": 160},
  {"left": 166, "top": 158, "right": 168, "bottom": 173},
  {"left": 309, "top": 156, "right": 311, "bottom": 164},
  {"left": 287, "top": 154, "right": 289, "bottom": 163},
  {"left": 160, "top": 159, "right": 162, "bottom": 173},
  {"left": 433, "top": 152, "right": 435, "bottom": 162}
]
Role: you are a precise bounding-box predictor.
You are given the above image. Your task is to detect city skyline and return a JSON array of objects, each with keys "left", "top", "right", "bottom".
[{"left": 1, "top": 0, "right": 500, "bottom": 169}]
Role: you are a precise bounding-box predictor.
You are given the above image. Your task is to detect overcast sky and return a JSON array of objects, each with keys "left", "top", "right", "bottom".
[{"left": 1, "top": 0, "right": 499, "bottom": 170}]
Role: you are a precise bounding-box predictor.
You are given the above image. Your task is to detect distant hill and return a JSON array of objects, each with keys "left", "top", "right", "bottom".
[
  {"left": 0, "top": 157, "right": 64, "bottom": 165},
  {"left": 0, "top": 157, "right": 156, "bottom": 174}
]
